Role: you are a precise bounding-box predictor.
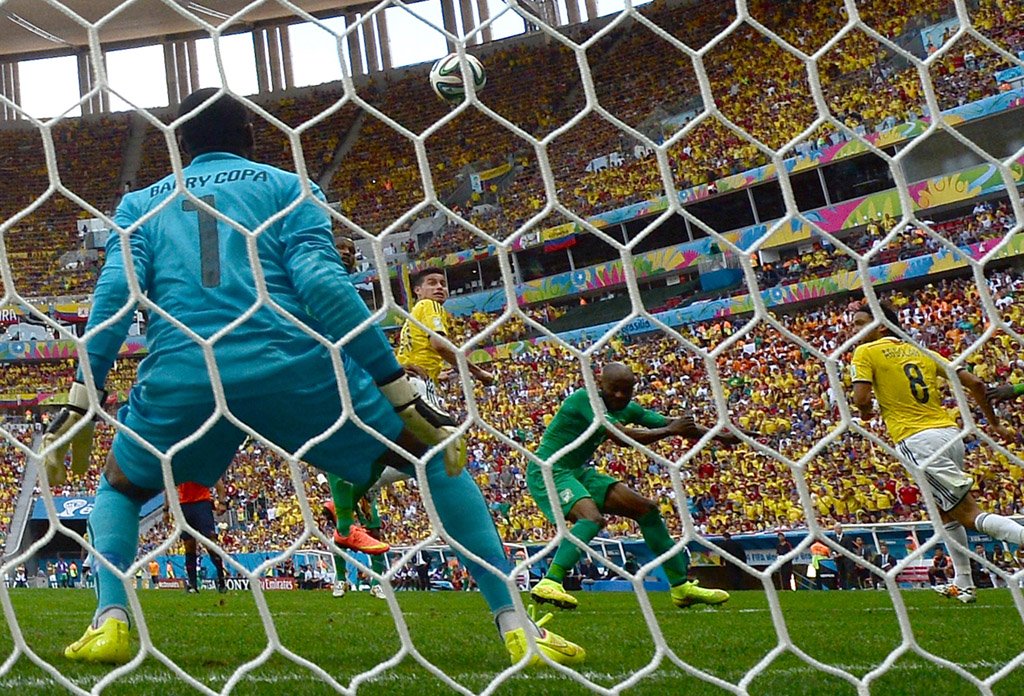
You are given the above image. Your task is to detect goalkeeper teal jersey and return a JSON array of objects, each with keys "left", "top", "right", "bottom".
[
  {"left": 82, "top": 152, "right": 400, "bottom": 404},
  {"left": 534, "top": 389, "right": 668, "bottom": 469}
]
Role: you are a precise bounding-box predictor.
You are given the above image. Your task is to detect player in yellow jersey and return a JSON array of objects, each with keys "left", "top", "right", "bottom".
[
  {"left": 398, "top": 268, "right": 494, "bottom": 393},
  {"left": 849, "top": 302, "right": 1017, "bottom": 603}
]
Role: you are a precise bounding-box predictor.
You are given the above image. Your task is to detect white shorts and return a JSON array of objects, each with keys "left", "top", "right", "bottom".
[
  {"left": 408, "top": 374, "right": 446, "bottom": 411},
  {"left": 896, "top": 427, "right": 972, "bottom": 512}
]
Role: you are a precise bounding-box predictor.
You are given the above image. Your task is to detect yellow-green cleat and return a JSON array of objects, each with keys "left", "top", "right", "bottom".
[
  {"left": 505, "top": 606, "right": 586, "bottom": 667},
  {"left": 529, "top": 578, "right": 578, "bottom": 610},
  {"left": 64, "top": 618, "right": 131, "bottom": 665},
  {"left": 671, "top": 579, "right": 730, "bottom": 608}
]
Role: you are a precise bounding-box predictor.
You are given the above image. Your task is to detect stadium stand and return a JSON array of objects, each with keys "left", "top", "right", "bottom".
[{"left": 1, "top": 0, "right": 1023, "bottom": 571}]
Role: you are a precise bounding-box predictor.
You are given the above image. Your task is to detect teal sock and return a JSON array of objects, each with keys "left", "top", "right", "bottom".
[
  {"left": 90, "top": 474, "right": 142, "bottom": 625},
  {"left": 546, "top": 519, "right": 602, "bottom": 583},
  {"left": 637, "top": 509, "right": 689, "bottom": 586},
  {"left": 421, "top": 454, "right": 513, "bottom": 613},
  {"left": 370, "top": 547, "right": 386, "bottom": 586}
]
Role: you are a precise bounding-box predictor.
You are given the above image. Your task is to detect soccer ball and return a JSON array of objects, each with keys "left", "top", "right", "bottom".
[{"left": 429, "top": 53, "right": 486, "bottom": 103}]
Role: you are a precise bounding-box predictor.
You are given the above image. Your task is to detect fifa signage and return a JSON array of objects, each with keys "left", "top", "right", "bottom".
[
  {"left": 32, "top": 494, "right": 164, "bottom": 521},
  {"left": 30, "top": 497, "right": 94, "bottom": 520}
]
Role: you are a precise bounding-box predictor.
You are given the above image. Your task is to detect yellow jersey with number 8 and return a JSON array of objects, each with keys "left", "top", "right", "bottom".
[{"left": 850, "top": 337, "right": 958, "bottom": 443}]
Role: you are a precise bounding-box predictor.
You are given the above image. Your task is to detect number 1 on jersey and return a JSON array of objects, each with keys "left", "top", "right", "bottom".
[{"left": 181, "top": 195, "right": 221, "bottom": 288}]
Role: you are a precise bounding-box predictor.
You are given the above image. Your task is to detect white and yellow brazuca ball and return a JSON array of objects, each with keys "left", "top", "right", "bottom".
[{"left": 429, "top": 53, "right": 486, "bottom": 103}]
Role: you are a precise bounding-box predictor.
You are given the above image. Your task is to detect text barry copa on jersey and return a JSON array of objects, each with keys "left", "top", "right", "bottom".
[{"left": 148, "top": 169, "right": 271, "bottom": 197}]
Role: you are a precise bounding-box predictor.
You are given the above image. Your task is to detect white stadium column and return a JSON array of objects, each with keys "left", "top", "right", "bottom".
[
  {"left": 174, "top": 41, "right": 189, "bottom": 101},
  {"left": 376, "top": 13, "right": 392, "bottom": 71},
  {"left": 0, "top": 61, "right": 21, "bottom": 121},
  {"left": 440, "top": 0, "right": 459, "bottom": 52},
  {"left": 278, "top": 27, "right": 294, "bottom": 90},
  {"left": 363, "top": 17, "right": 381, "bottom": 73},
  {"left": 163, "top": 41, "right": 180, "bottom": 105},
  {"left": 346, "top": 13, "right": 364, "bottom": 76},
  {"left": 459, "top": 0, "right": 477, "bottom": 44},
  {"left": 267, "top": 27, "right": 284, "bottom": 91},
  {"left": 253, "top": 29, "right": 270, "bottom": 94},
  {"left": 476, "top": 0, "right": 492, "bottom": 44},
  {"left": 565, "top": 0, "right": 581, "bottom": 25},
  {"left": 76, "top": 51, "right": 99, "bottom": 115},
  {"left": 186, "top": 40, "right": 199, "bottom": 95}
]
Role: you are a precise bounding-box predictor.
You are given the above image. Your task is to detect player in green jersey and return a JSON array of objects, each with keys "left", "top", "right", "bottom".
[{"left": 528, "top": 363, "right": 743, "bottom": 610}]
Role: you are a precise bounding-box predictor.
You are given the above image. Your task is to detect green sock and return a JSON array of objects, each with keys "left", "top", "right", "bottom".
[
  {"left": 637, "top": 509, "right": 688, "bottom": 586},
  {"left": 333, "top": 555, "right": 347, "bottom": 584},
  {"left": 370, "top": 547, "right": 386, "bottom": 587},
  {"left": 545, "top": 519, "right": 602, "bottom": 583},
  {"left": 329, "top": 474, "right": 356, "bottom": 536}
]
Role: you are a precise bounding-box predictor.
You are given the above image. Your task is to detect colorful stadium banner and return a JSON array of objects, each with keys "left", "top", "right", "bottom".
[
  {"left": 466, "top": 232, "right": 1024, "bottom": 364},
  {"left": 0, "top": 337, "right": 146, "bottom": 362},
  {"left": 346, "top": 88, "right": 1024, "bottom": 284},
  {"left": 445, "top": 154, "right": 1024, "bottom": 314}
]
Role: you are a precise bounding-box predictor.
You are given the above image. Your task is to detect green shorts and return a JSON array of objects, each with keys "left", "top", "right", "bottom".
[{"left": 526, "top": 463, "right": 619, "bottom": 523}]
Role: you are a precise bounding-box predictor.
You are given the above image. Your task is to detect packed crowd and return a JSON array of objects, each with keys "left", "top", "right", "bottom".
[
  {"left": 330, "top": 0, "right": 1023, "bottom": 253},
  {"left": 755, "top": 198, "right": 1019, "bottom": 289},
  {"left": 1, "top": 1, "right": 1020, "bottom": 299},
  {"left": 0, "top": 421, "right": 37, "bottom": 545},
  {"left": 4, "top": 265, "right": 1021, "bottom": 554},
  {"left": 0, "top": 116, "right": 130, "bottom": 299}
]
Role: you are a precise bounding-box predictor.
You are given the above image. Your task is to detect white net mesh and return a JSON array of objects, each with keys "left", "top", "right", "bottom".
[{"left": 1, "top": 0, "right": 1024, "bottom": 692}]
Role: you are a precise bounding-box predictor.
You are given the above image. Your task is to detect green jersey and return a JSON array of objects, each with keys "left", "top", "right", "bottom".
[{"left": 534, "top": 389, "right": 668, "bottom": 469}]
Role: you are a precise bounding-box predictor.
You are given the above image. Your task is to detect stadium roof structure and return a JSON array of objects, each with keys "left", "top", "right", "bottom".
[{"left": 0, "top": 1, "right": 360, "bottom": 60}]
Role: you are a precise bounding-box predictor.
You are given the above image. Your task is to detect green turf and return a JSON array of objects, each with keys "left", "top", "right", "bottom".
[{"left": 1, "top": 587, "right": 1023, "bottom": 694}]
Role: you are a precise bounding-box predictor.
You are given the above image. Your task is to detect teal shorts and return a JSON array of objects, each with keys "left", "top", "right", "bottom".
[
  {"left": 526, "top": 463, "right": 619, "bottom": 523},
  {"left": 110, "top": 365, "right": 404, "bottom": 493}
]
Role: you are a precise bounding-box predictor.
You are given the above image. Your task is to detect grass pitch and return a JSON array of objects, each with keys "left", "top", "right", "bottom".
[{"left": 1, "top": 587, "right": 1022, "bottom": 695}]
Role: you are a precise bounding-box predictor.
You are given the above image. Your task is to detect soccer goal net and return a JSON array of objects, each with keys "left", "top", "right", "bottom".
[{"left": 2, "top": 0, "right": 1024, "bottom": 693}]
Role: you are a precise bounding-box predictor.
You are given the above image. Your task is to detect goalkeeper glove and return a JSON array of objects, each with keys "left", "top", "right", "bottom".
[
  {"left": 40, "top": 382, "right": 106, "bottom": 485},
  {"left": 378, "top": 373, "right": 466, "bottom": 476}
]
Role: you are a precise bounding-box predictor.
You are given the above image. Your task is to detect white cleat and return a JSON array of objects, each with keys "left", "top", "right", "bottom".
[
  {"left": 332, "top": 581, "right": 346, "bottom": 598},
  {"left": 933, "top": 584, "right": 976, "bottom": 603},
  {"left": 370, "top": 584, "right": 386, "bottom": 599}
]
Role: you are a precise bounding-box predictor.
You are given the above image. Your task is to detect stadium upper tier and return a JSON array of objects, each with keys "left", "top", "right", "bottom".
[{"left": 0, "top": 0, "right": 1020, "bottom": 299}]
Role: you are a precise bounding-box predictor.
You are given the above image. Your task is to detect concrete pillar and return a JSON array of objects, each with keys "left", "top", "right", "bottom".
[
  {"left": 253, "top": 30, "right": 270, "bottom": 93},
  {"left": 76, "top": 52, "right": 94, "bottom": 115},
  {"left": 0, "top": 62, "right": 13, "bottom": 120},
  {"left": 375, "top": 13, "right": 392, "bottom": 70},
  {"left": 440, "top": 0, "right": 458, "bottom": 52},
  {"left": 163, "top": 41, "right": 179, "bottom": 105},
  {"left": 98, "top": 51, "right": 110, "bottom": 112},
  {"left": 346, "top": 14, "right": 364, "bottom": 75},
  {"left": 363, "top": 16, "right": 381, "bottom": 72},
  {"left": 459, "top": 0, "right": 476, "bottom": 44},
  {"left": 278, "top": 27, "right": 294, "bottom": 89},
  {"left": 267, "top": 27, "right": 284, "bottom": 91},
  {"left": 175, "top": 41, "right": 189, "bottom": 100},
  {"left": 186, "top": 40, "right": 199, "bottom": 94},
  {"left": 565, "top": 0, "right": 581, "bottom": 25},
  {"left": 476, "top": 0, "right": 492, "bottom": 44}
]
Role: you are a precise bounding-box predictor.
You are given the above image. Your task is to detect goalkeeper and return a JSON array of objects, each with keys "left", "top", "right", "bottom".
[
  {"left": 47, "top": 89, "right": 583, "bottom": 668},
  {"left": 529, "top": 362, "right": 741, "bottom": 611}
]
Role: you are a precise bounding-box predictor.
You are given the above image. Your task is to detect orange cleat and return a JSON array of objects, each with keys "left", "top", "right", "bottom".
[{"left": 333, "top": 525, "right": 389, "bottom": 555}]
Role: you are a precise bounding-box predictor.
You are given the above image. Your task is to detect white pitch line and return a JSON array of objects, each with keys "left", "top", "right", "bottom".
[{"left": 0, "top": 659, "right": 1010, "bottom": 690}]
